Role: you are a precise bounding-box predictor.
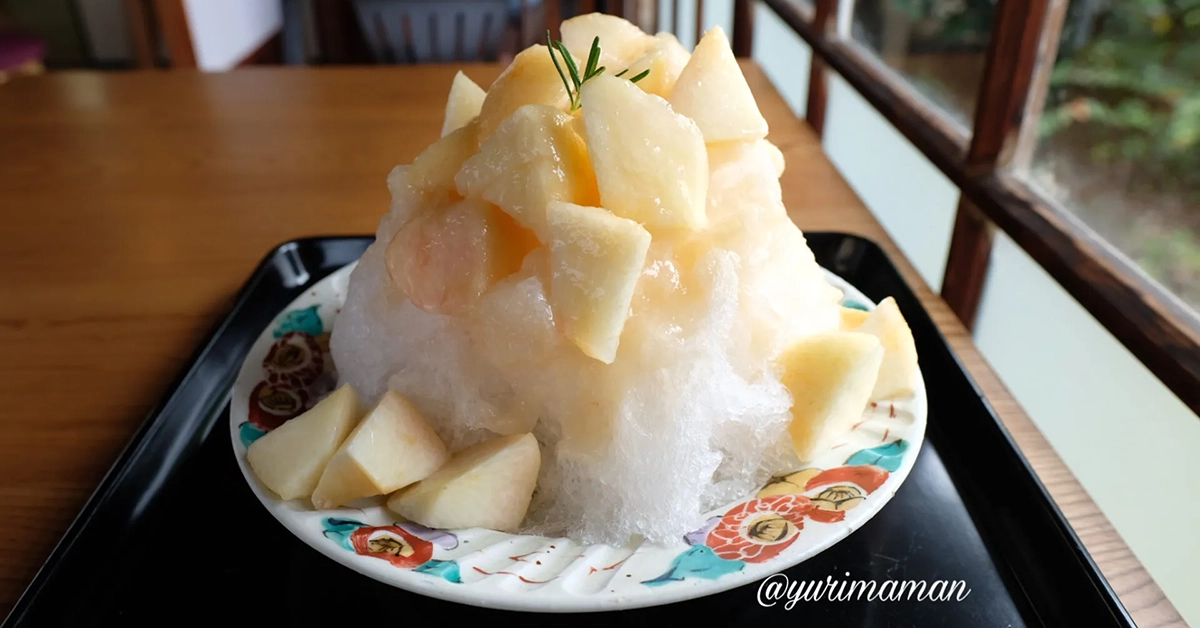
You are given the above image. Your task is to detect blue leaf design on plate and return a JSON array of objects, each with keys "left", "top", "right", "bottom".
[
  {"left": 415, "top": 559, "right": 462, "bottom": 583},
  {"left": 321, "top": 517, "right": 367, "bottom": 551},
  {"left": 275, "top": 305, "right": 323, "bottom": 337},
  {"left": 845, "top": 440, "right": 909, "bottom": 472},
  {"left": 641, "top": 545, "right": 744, "bottom": 587},
  {"left": 239, "top": 422, "right": 267, "bottom": 448},
  {"left": 842, "top": 299, "right": 870, "bottom": 311}
]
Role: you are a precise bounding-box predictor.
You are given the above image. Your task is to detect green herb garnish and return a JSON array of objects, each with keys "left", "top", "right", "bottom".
[
  {"left": 616, "top": 68, "right": 651, "bottom": 83},
  {"left": 547, "top": 31, "right": 650, "bottom": 111}
]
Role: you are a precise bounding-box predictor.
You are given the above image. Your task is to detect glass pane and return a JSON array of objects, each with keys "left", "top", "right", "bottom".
[
  {"left": 849, "top": 0, "right": 996, "bottom": 125},
  {"left": 1025, "top": 0, "right": 1200, "bottom": 310}
]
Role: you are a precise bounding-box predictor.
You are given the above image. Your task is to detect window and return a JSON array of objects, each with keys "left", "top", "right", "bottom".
[
  {"left": 849, "top": 0, "right": 996, "bottom": 125},
  {"left": 1022, "top": 0, "right": 1200, "bottom": 310},
  {"left": 740, "top": 0, "right": 1198, "bottom": 416}
]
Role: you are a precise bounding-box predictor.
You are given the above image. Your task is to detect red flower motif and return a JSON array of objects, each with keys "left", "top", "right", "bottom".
[
  {"left": 804, "top": 465, "right": 889, "bottom": 524},
  {"left": 350, "top": 525, "right": 433, "bottom": 569},
  {"left": 247, "top": 381, "right": 309, "bottom": 430},
  {"left": 706, "top": 494, "right": 816, "bottom": 563},
  {"left": 703, "top": 465, "right": 894, "bottom": 560},
  {"left": 808, "top": 506, "right": 848, "bottom": 524},
  {"left": 805, "top": 465, "right": 889, "bottom": 493},
  {"left": 263, "top": 332, "right": 324, "bottom": 389}
]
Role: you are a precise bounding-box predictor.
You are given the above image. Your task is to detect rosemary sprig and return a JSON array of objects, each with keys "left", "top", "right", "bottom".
[
  {"left": 584, "top": 36, "right": 601, "bottom": 79},
  {"left": 616, "top": 68, "right": 651, "bottom": 83},
  {"left": 547, "top": 31, "right": 650, "bottom": 110}
]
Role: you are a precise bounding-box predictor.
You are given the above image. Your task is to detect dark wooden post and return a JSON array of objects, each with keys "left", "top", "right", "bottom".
[
  {"left": 804, "top": 0, "right": 837, "bottom": 135},
  {"left": 941, "top": 0, "right": 1066, "bottom": 328}
]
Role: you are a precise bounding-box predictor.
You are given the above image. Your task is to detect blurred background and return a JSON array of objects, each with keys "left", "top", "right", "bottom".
[
  {"left": 1, "top": 1, "right": 1197, "bottom": 622},
  {"left": 0, "top": 1, "right": 656, "bottom": 71},
  {"left": 3, "top": 1, "right": 1195, "bottom": 311}
]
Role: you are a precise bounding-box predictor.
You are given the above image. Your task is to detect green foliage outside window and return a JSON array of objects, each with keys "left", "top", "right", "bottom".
[
  {"left": 858, "top": 0, "right": 1200, "bottom": 301},
  {"left": 888, "top": 0, "right": 996, "bottom": 49},
  {"left": 1038, "top": 0, "right": 1200, "bottom": 298},
  {"left": 1039, "top": 0, "right": 1200, "bottom": 197}
]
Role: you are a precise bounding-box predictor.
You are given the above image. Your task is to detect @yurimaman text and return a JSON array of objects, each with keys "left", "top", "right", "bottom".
[{"left": 758, "top": 572, "right": 972, "bottom": 608}]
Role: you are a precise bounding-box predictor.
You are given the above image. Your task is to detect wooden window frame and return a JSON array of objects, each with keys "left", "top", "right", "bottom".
[{"left": 733, "top": 0, "right": 1200, "bottom": 414}]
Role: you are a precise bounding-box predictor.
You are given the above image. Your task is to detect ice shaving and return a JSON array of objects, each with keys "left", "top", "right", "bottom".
[{"left": 246, "top": 13, "right": 920, "bottom": 547}]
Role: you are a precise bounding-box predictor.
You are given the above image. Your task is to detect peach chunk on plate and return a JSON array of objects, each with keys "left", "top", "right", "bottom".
[
  {"left": 441, "top": 71, "right": 486, "bottom": 137},
  {"left": 669, "top": 27, "right": 769, "bottom": 143},
  {"left": 388, "top": 433, "right": 542, "bottom": 533},
  {"left": 622, "top": 32, "right": 691, "bottom": 98},
  {"left": 385, "top": 197, "right": 538, "bottom": 315},
  {"left": 857, "top": 297, "right": 920, "bottom": 401},
  {"left": 456, "top": 104, "right": 597, "bottom": 241},
  {"left": 545, "top": 200, "right": 652, "bottom": 363},
  {"left": 405, "top": 119, "right": 480, "bottom": 199},
  {"left": 476, "top": 44, "right": 576, "bottom": 142},
  {"left": 246, "top": 384, "right": 363, "bottom": 501},
  {"left": 778, "top": 331, "right": 884, "bottom": 462},
  {"left": 580, "top": 73, "right": 708, "bottom": 232},
  {"left": 312, "top": 391, "right": 449, "bottom": 509},
  {"left": 560, "top": 12, "right": 656, "bottom": 72}
]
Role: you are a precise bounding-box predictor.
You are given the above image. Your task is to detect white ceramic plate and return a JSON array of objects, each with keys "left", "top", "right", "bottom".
[{"left": 230, "top": 262, "right": 927, "bottom": 613}]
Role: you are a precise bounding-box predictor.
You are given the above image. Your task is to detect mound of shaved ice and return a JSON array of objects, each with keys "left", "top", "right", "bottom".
[
  {"left": 330, "top": 17, "right": 847, "bottom": 545},
  {"left": 330, "top": 136, "right": 845, "bottom": 545}
]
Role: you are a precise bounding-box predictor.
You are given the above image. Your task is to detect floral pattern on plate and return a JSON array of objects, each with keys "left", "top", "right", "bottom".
[
  {"left": 229, "top": 262, "right": 927, "bottom": 612},
  {"left": 237, "top": 305, "right": 337, "bottom": 448}
]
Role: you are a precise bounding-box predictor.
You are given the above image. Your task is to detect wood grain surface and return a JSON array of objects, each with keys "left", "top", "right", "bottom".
[{"left": 0, "top": 63, "right": 1184, "bottom": 626}]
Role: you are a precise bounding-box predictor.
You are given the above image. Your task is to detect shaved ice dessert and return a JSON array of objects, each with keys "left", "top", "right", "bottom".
[{"left": 296, "top": 14, "right": 921, "bottom": 546}]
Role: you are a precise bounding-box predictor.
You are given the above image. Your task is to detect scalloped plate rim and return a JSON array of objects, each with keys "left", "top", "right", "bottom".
[{"left": 229, "top": 261, "right": 928, "bottom": 613}]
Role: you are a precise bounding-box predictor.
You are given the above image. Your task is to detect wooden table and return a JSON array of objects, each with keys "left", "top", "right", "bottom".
[{"left": 0, "top": 63, "right": 1184, "bottom": 626}]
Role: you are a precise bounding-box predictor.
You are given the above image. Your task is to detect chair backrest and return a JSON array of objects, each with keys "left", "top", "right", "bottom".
[{"left": 352, "top": 0, "right": 512, "bottom": 63}]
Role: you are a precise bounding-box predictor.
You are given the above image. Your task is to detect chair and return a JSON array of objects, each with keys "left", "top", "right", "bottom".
[
  {"left": 351, "top": 0, "right": 514, "bottom": 63},
  {"left": 294, "top": 1, "right": 662, "bottom": 66}
]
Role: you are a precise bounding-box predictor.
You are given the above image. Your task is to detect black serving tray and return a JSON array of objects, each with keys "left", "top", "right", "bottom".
[{"left": 3, "top": 234, "right": 1134, "bottom": 628}]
